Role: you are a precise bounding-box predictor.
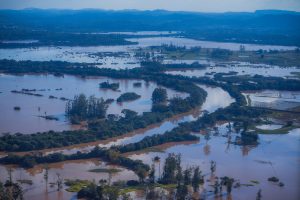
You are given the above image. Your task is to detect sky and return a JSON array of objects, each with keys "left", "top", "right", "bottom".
[{"left": 0, "top": 0, "right": 300, "bottom": 12}]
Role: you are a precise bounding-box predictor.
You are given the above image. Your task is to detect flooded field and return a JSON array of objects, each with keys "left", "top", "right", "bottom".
[
  {"left": 128, "top": 125, "right": 300, "bottom": 200},
  {"left": 0, "top": 36, "right": 298, "bottom": 70},
  {"left": 243, "top": 90, "right": 300, "bottom": 110},
  {"left": 166, "top": 64, "right": 300, "bottom": 79},
  {"left": 0, "top": 74, "right": 185, "bottom": 134},
  {"left": 0, "top": 159, "right": 137, "bottom": 200},
  {"left": 0, "top": 84, "right": 235, "bottom": 199},
  {"left": 127, "top": 37, "right": 298, "bottom": 51}
]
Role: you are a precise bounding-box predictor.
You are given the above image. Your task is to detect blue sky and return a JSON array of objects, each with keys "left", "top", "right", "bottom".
[{"left": 0, "top": 0, "right": 299, "bottom": 12}]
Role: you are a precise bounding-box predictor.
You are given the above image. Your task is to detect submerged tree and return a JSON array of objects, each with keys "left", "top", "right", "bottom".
[
  {"left": 192, "top": 167, "right": 203, "bottom": 192},
  {"left": 44, "top": 164, "right": 49, "bottom": 190},
  {"left": 160, "top": 154, "right": 181, "bottom": 184},
  {"left": 152, "top": 88, "right": 167, "bottom": 104},
  {"left": 66, "top": 94, "right": 108, "bottom": 123}
]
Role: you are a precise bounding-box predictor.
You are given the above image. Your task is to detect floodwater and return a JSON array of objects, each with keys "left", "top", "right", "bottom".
[
  {"left": 128, "top": 125, "right": 300, "bottom": 200},
  {"left": 0, "top": 74, "right": 186, "bottom": 134},
  {"left": 0, "top": 46, "right": 140, "bottom": 69},
  {"left": 89, "top": 31, "right": 180, "bottom": 36},
  {"left": 127, "top": 37, "right": 298, "bottom": 51},
  {"left": 0, "top": 84, "right": 234, "bottom": 199},
  {"left": 166, "top": 64, "right": 300, "bottom": 79},
  {"left": 0, "top": 159, "right": 137, "bottom": 200},
  {"left": 256, "top": 124, "right": 283, "bottom": 130},
  {"left": 37, "top": 84, "right": 235, "bottom": 156},
  {"left": 243, "top": 90, "right": 300, "bottom": 110},
  {"left": 0, "top": 36, "right": 298, "bottom": 70}
]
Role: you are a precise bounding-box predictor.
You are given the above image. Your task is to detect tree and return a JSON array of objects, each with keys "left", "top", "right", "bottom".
[
  {"left": 183, "top": 168, "right": 192, "bottom": 186},
  {"left": 44, "top": 164, "right": 49, "bottom": 190},
  {"left": 154, "top": 156, "right": 161, "bottom": 179},
  {"left": 256, "top": 189, "right": 262, "bottom": 200},
  {"left": 152, "top": 88, "right": 167, "bottom": 104},
  {"left": 210, "top": 161, "right": 216, "bottom": 174},
  {"left": 149, "top": 162, "right": 155, "bottom": 184},
  {"left": 136, "top": 167, "right": 147, "bottom": 183},
  {"left": 161, "top": 154, "right": 181, "bottom": 184},
  {"left": 192, "top": 167, "right": 202, "bottom": 192},
  {"left": 0, "top": 180, "right": 23, "bottom": 200},
  {"left": 56, "top": 173, "right": 63, "bottom": 191}
]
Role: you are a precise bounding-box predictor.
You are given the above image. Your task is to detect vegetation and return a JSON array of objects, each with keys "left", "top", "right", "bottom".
[
  {"left": 66, "top": 94, "right": 108, "bottom": 123},
  {"left": 151, "top": 88, "right": 167, "bottom": 104},
  {"left": 0, "top": 180, "right": 23, "bottom": 200},
  {"left": 117, "top": 92, "right": 141, "bottom": 103},
  {"left": 1, "top": 9, "right": 299, "bottom": 46},
  {"left": 99, "top": 81, "right": 120, "bottom": 91},
  {"left": 13, "top": 106, "right": 21, "bottom": 111}
]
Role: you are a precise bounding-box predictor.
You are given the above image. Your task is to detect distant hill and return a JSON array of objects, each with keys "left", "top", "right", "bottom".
[{"left": 0, "top": 9, "right": 299, "bottom": 46}]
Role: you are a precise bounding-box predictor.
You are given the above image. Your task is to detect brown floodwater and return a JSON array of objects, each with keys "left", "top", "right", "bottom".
[
  {"left": 128, "top": 124, "right": 300, "bottom": 200},
  {"left": 0, "top": 73, "right": 186, "bottom": 134},
  {"left": 0, "top": 159, "right": 137, "bottom": 200},
  {"left": 0, "top": 83, "right": 237, "bottom": 200},
  {"left": 11, "top": 84, "right": 234, "bottom": 156}
]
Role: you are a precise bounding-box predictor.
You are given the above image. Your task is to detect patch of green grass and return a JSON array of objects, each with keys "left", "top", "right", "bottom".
[{"left": 65, "top": 179, "right": 90, "bottom": 192}]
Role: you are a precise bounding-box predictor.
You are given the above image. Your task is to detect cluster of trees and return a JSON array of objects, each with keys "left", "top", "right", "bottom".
[
  {"left": 99, "top": 81, "right": 120, "bottom": 91},
  {"left": 116, "top": 131, "right": 198, "bottom": 153},
  {"left": 210, "top": 49, "right": 233, "bottom": 59},
  {"left": 77, "top": 180, "right": 121, "bottom": 200},
  {"left": 0, "top": 180, "right": 23, "bottom": 200},
  {"left": 151, "top": 88, "right": 167, "bottom": 104},
  {"left": 116, "top": 92, "right": 141, "bottom": 103},
  {"left": 0, "top": 146, "right": 150, "bottom": 174},
  {"left": 76, "top": 154, "right": 207, "bottom": 200},
  {"left": 66, "top": 94, "right": 108, "bottom": 123}
]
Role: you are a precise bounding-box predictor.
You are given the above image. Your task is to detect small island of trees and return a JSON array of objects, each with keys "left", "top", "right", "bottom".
[
  {"left": 116, "top": 92, "right": 141, "bottom": 103},
  {"left": 66, "top": 94, "right": 108, "bottom": 123}
]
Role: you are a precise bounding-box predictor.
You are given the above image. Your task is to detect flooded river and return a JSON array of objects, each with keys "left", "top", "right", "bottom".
[
  {"left": 0, "top": 83, "right": 235, "bottom": 200},
  {"left": 0, "top": 74, "right": 185, "bottom": 134}
]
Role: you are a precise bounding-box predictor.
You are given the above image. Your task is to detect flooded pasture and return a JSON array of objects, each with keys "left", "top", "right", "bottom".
[
  {"left": 0, "top": 74, "right": 185, "bottom": 134},
  {"left": 0, "top": 36, "right": 298, "bottom": 70},
  {"left": 127, "top": 37, "right": 298, "bottom": 51},
  {"left": 128, "top": 125, "right": 300, "bottom": 200},
  {"left": 166, "top": 64, "right": 300, "bottom": 79},
  {"left": 0, "top": 83, "right": 235, "bottom": 199},
  {"left": 243, "top": 90, "right": 300, "bottom": 110},
  {"left": 0, "top": 159, "right": 137, "bottom": 200}
]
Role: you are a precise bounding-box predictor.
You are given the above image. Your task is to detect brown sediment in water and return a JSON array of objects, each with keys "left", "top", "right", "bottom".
[
  {"left": 122, "top": 140, "right": 199, "bottom": 157},
  {"left": 25, "top": 158, "right": 102, "bottom": 176},
  {"left": 0, "top": 106, "right": 202, "bottom": 157}
]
